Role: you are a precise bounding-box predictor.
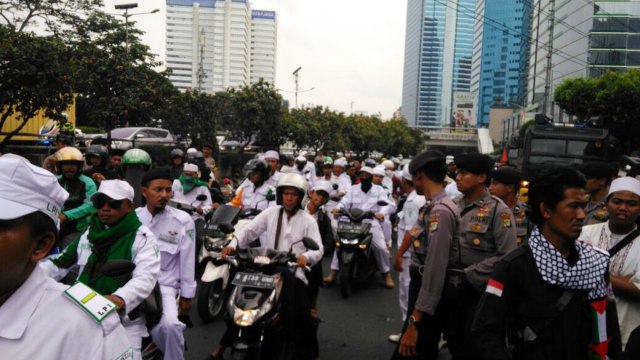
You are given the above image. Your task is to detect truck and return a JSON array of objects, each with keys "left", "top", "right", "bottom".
[{"left": 0, "top": 101, "right": 77, "bottom": 144}]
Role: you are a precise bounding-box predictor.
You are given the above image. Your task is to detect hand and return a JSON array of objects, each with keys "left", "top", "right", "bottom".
[
  {"left": 375, "top": 213, "right": 384, "bottom": 221},
  {"left": 296, "top": 255, "right": 309, "bottom": 268},
  {"left": 221, "top": 246, "right": 235, "bottom": 259},
  {"left": 211, "top": 202, "right": 221, "bottom": 209},
  {"left": 398, "top": 324, "right": 418, "bottom": 357},
  {"left": 106, "top": 294, "right": 125, "bottom": 311},
  {"left": 394, "top": 256, "right": 404, "bottom": 272},
  {"left": 178, "top": 297, "right": 193, "bottom": 315},
  {"left": 59, "top": 213, "right": 67, "bottom": 222},
  {"left": 196, "top": 206, "right": 204, "bottom": 215},
  {"left": 92, "top": 172, "right": 106, "bottom": 183}
]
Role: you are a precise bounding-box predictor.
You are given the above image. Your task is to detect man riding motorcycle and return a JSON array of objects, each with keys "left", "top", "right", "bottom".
[{"left": 228, "top": 159, "right": 275, "bottom": 211}]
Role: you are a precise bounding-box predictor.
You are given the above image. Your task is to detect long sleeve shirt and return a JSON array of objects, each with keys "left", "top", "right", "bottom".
[
  {"left": 171, "top": 180, "right": 213, "bottom": 221},
  {"left": 136, "top": 206, "right": 197, "bottom": 298}
]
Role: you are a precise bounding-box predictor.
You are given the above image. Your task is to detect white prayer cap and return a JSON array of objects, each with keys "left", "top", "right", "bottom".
[
  {"left": 312, "top": 181, "right": 333, "bottom": 197},
  {"left": 0, "top": 154, "right": 69, "bottom": 225},
  {"left": 402, "top": 164, "right": 412, "bottom": 181},
  {"left": 295, "top": 155, "right": 306, "bottom": 162},
  {"left": 358, "top": 166, "right": 373, "bottom": 175},
  {"left": 609, "top": 177, "right": 640, "bottom": 198},
  {"left": 183, "top": 163, "right": 199, "bottom": 173},
  {"left": 334, "top": 158, "right": 347, "bottom": 167},
  {"left": 90, "top": 179, "right": 134, "bottom": 202},
  {"left": 372, "top": 166, "right": 386, "bottom": 177},
  {"left": 186, "top": 147, "right": 198, "bottom": 154},
  {"left": 264, "top": 150, "right": 279, "bottom": 160}
]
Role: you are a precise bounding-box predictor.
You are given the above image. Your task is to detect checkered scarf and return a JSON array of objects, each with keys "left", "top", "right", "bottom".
[{"left": 529, "top": 227, "right": 609, "bottom": 300}]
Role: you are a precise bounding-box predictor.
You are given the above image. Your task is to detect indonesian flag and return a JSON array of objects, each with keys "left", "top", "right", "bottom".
[{"left": 486, "top": 279, "right": 504, "bottom": 297}]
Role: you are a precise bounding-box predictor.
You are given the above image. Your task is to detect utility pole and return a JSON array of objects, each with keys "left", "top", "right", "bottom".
[
  {"left": 293, "top": 66, "right": 301, "bottom": 107},
  {"left": 197, "top": 28, "right": 206, "bottom": 91},
  {"left": 542, "top": 0, "right": 555, "bottom": 116}
]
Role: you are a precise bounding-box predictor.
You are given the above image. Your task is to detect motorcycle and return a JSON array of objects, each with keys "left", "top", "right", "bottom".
[
  {"left": 225, "top": 237, "right": 319, "bottom": 360},
  {"left": 334, "top": 205, "right": 385, "bottom": 298},
  {"left": 196, "top": 205, "right": 241, "bottom": 322}
]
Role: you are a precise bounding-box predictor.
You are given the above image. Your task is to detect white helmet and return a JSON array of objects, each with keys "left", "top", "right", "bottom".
[{"left": 276, "top": 173, "right": 308, "bottom": 210}]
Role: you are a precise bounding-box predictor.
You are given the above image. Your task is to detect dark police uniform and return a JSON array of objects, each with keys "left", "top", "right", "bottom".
[
  {"left": 471, "top": 244, "right": 620, "bottom": 360},
  {"left": 513, "top": 199, "right": 530, "bottom": 245},
  {"left": 579, "top": 161, "right": 615, "bottom": 226},
  {"left": 584, "top": 200, "right": 608, "bottom": 225}
]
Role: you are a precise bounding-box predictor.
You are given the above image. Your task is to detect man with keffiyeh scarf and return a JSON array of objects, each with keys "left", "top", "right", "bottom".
[
  {"left": 472, "top": 167, "right": 622, "bottom": 360},
  {"left": 41, "top": 180, "right": 160, "bottom": 360}
]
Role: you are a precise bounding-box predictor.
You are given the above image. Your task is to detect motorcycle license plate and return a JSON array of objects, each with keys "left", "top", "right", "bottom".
[{"left": 232, "top": 272, "right": 276, "bottom": 289}]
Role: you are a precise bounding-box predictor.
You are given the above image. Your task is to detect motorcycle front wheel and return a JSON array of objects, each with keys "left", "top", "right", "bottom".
[{"left": 197, "top": 279, "right": 225, "bottom": 322}]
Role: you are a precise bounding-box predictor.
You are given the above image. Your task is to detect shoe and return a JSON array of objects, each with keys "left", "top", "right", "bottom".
[
  {"left": 388, "top": 333, "right": 401, "bottom": 343},
  {"left": 323, "top": 270, "right": 337, "bottom": 285},
  {"left": 384, "top": 272, "right": 395, "bottom": 289}
]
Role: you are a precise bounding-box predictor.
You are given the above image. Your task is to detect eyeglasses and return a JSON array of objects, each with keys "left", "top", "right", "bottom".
[{"left": 92, "top": 195, "right": 123, "bottom": 210}]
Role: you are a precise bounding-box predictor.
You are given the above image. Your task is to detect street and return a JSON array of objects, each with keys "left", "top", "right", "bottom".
[{"left": 184, "top": 251, "right": 452, "bottom": 360}]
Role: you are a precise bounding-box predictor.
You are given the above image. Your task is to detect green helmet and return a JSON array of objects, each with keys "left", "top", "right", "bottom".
[{"left": 122, "top": 148, "right": 152, "bottom": 170}]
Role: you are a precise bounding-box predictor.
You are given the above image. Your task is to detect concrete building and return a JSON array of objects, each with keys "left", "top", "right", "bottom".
[
  {"left": 250, "top": 10, "right": 277, "bottom": 85},
  {"left": 401, "top": 0, "right": 477, "bottom": 128},
  {"left": 165, "top": 0, "right": 276, "bottom": 93},
  {"left": 471, "top": 0, "right": 532, "bottom": 127}
]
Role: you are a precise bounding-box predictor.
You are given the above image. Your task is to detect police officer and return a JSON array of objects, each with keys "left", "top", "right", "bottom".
[
  {"left": 489, "top": 166, "right": 530, "bottom": 245},
  {"left": 580, "top": 161, "right": 616, "bottom": 225},
  {"left": 137, "top": 168, "right": 197, "bottom": 360},
  {"left": 0, "top": 154, "right": 132, "bottom": 359},
  {"left": 448, "top": 153, "right": 517, "bottom": 359},
  {"left": 392, "top": 151, "right": 460, "bottom": 359}
]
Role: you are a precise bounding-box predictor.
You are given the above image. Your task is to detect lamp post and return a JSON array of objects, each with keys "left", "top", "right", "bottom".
[{"left": 114, "top": 3, "right": 159, "bottom": 61}]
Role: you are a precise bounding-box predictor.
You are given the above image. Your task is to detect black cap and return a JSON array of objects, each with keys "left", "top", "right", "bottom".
[
  {"left": 141, "top": 167, "right": 174, "bottom": 187},
  {"left": 491, "top": 166, "right": 523, "bottom": 185},
  {"left": 109, "top": 148, "right": 126, "bottom": 157},
  {"left": 409, "top": 150, "right": 446, "bottom": 175},
  {"left": 455, "top": 153, "right": 494, "bottom": 176},
  {"left": 579, "top": 161, "right": 616, "bottom": 179}
]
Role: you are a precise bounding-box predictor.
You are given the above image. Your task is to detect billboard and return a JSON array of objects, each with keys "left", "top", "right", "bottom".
[
  {"left": 252, "top": 10, "right": 276, "bottom": 20},
  {"left": 452, "top": 92, "right": 477, "bottom": 128}
]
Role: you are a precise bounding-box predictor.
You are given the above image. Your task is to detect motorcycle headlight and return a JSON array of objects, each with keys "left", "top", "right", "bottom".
[
  {"left": 233, "top": 308, "right": 260, "bottom": 327},
  {"left": 204, "top": 237, "right": 226, "bottom": 252},
  {"left": 340, "top": 238, "right": 359, "bottom": 245}
]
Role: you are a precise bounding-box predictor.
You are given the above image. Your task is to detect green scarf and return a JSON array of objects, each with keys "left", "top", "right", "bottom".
[
  {"left": 77, "top": 211, "right": 142, "bottom": 295},
  {"left": 179, "top": 174, "right": 209, "bottom": 193}
]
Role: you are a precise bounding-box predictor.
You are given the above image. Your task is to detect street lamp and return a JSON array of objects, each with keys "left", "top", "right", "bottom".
[{"left": 114, "top": 3, "right": 159, "bottom": 61}]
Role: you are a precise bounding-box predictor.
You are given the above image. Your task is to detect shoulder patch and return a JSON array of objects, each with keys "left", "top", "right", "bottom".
[{"left": 64, "top": 282, "right": 117, "bottom": 323}]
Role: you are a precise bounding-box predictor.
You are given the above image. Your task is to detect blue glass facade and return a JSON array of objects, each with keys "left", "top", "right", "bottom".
[
  {"left": 402, "top": 0, "right": 478, "bottom": 128},
  {"left": 474, "top": 0, "right": 531, "bottom": 127}
]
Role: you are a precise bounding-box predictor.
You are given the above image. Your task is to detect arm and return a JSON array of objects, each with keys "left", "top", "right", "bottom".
[
  {"left": 612, "top": 275, "right": 640, "bottom": 302},
  {"left": 179, "top": 219, "right": 197, "bottom": 299},
  {"left": 199, "top": 186, "right": 213, "bottom": 214},
  {"left": 465, "top": 207, "right": 517, "bottom": 290},
  {"left": 41, "top": 234, "right": 83, "bottom": 280},
  {"left": 63, "top": 177, "right": 98, "bottom": 221},
  {"left": 301, "top": 217, "right": 324, "bottom": 266},
  {"left": 112, "top": 231, "right": 161, "bottom": 316},
  {"left": 228, "top": 209, "right": 270, "bottom": 249}
]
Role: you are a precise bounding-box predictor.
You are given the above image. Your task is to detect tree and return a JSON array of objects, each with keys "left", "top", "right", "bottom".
[
  {"left": 554, "top": 77, "right": 598, "bottom": 121},
  {"left": 379, "top": 118, "right": 423, "bottom": 157},
  {"left": 222, "top": 79, "right": 285, "bottom": 151},
  {"left": 0, "top": 0, "right": 100, "bottom": 33},
  {"left": 162, "top": 90, "right": 220, "bottom": 151},
  {"left": 285, "top": 106, "right": 349, "bottom": 153},
  {"left": 0, "top": 26, "right": 73, "bottom": 145}
]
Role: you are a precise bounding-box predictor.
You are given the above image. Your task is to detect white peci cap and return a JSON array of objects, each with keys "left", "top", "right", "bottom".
[
  {"left": 609, "top": 177, "right": 640, "bottom": 198},
  {"left": 264, "top": 150, "right": 279, "bottom": 160},
  {"left": 402, "top": 164, "right": 412, "bottom": 181},
  {"left": 183, "top": 163, "right": 199, "bottom": 173},
  {"left": 0, "top": 154, "right": 69, "bottom": 225},
  {"left": 90, "top": 179, "right": 134, "bottom": 202},
  {"left": 312, "top": 180, "right": 333, "bottom": 196},
  {"left": 372, "top": 166, "right": 386, "bottom": 177},
  {"left": 358, "top": 166, "right": 373, "bottom": 175},
  {"left": 334, "top": 158, "right": 347, "bottom": 167}
]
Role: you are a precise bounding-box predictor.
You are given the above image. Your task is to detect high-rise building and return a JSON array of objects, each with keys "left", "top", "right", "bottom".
[
  {"left": 165, "top": 0, "right": 276, "bottom": 93},
  {"left": 250, "top": 10, "right": 277, "bottom": 85},
  {"left": 470, "top": 0, "right": 532, "bottom": 127},
  {"left": 401, "top": 0, "right": 477, "bottom": 128}
]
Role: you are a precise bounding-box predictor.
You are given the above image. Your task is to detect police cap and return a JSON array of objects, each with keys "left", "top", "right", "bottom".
[
  {"left": 408, "top": 150, "right": 446, "bottom": 175},
  {"left": 455, "top": 153, "right": 494, "bottom": 176},
  {"left": 491, "top": 166, "right": 523, "bottom": 186},
  {"left": 141, "top": 167, "right": 174, "bottom": 187},
  {"left": 579, "top": 161, "right": 616, "bottom": 179}
]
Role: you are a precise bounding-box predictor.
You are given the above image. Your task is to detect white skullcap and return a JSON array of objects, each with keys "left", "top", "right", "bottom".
[
  {"left": 372, "top": 166, "right": 386, "bottom": 177},
  {"left": 0, "top": 154, "right": 69, "bottom": 225},
  {"left": 90, "top": 179, "right": 134, "bottom": 202},
  {"left": 334, "top": 158, "right": 347, "bottom": 167},
  {"left": 312, "top": 180, "right": 333, "bottom": 196},
  {"left": 264, "top": 150, "right": 279, "bottom": 160},
  {"left": 609, "top": 177, "right": 640, "bottom": 198},
  {"left": 186, "top": 148, "right": 198, "bottom": 154},
  {"left": 402, "top": 164, "right": 412, "bottom": 181},
  {"left": 358, "top": 167, "right": 373, "bottom": 175},
  {"left": 446, "top": 155, "right": 454, "bottom": 165},
  {"left": 183, "top": 163, "right": 199, "bottom": 172}
]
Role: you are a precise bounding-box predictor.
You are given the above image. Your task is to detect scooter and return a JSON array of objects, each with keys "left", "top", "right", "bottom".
[
  {"left": 226, "top": 237, "right": 319, "bottom": 360},
  {"left": 334, "top": 208, "right": 378, "bottom": 299},
  {"left": 196, "top": 205, "right": 241, "bottom": 322}
]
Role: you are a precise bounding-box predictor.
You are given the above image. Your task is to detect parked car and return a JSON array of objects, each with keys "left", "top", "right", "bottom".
[{"left": 94, "top": 127, "right": 176, "bottom": 150}]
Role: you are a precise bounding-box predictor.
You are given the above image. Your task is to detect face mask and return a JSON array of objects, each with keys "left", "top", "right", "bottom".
[
  {"left": 360, "top": 177, "right": 372, "bottom": 192},
  {"left": 182, "top": 176, "right": 196, "bottom": 186},
  {"left": 385, "top": 170, "right": 394, "bottom": 178},
  {"left": 297, "top": 161, "right": 306, "bottom": 171}
]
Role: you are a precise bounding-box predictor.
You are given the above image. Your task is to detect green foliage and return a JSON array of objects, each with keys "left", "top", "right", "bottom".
[
  {"left": 285, "top": 106, "right": 348, "bottom": 152},
  {"left": 554, "top": 69, "right": 640, "bottom": 154},
  {"left": 0, "top": 26, "right": 74, "bottom": 145},
  {"left": 0, "top": 0, "right": 101, "bottom": 33}
]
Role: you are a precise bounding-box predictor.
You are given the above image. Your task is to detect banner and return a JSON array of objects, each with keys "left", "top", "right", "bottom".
[{"left": 452, "top": 92, "right": 477, "bottom": 128}]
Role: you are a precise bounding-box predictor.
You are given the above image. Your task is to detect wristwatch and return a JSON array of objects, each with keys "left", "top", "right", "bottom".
[{"left": 408, "top": 315, "right": 420, "bottom": 327}]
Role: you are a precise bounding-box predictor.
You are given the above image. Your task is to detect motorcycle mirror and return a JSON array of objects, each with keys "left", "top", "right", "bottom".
[
  {"left": 219, "top": 223, "right": 235, "bottom": 234},
  {"left": 332, "top": 184, "right": 339, "bottom": 190},
  {"left": 100, "top": 260, "right": 136, "bottom": 277},
  {"left": 301, "top": 237, "right": 320, "bottom": 251},
  {"left": 377, "top": 200, "right": 389, "bottom": 207},
  {"left": 196, "top": 194, "right": 208, "bottom": 201}
]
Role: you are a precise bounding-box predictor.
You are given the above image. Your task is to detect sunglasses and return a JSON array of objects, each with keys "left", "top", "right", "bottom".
[{"left": 92, "top": 195, "right": 124, "bottom": 210}]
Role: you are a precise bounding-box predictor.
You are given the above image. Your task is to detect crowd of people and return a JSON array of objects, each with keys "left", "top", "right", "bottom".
[{"left": 1, "top": 133, "right": 640, "bottom": 360}]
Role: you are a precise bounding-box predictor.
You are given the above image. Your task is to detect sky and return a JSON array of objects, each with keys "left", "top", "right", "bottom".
[{"left": 103, "top": 0, "right": 408, "bottom": 118}]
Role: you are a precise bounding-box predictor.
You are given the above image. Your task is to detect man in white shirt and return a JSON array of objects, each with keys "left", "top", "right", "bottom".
[
  {"left": 228, "top": 159, "right": 275, "bottom": 211},
  {"left": 41, "top": 180, "right": 160, "bottom": 358},
  {"left": 580, "top": 176, "right": 640, "bottom": 349},
  {"left": 137, "top": 168, "right": 197, "bottom": 360},
  {"left": 0, "top": 154, "right": 132, "bottom": 360},
  {"left": 264, "top": 150, "right": 283, "bottom": 187},
  {"left": 172, "top": 163, "right": 213, "bottom": 222},
  {"left": 332, "top": 158, "right": 353, "bottom": 189},
  {"left": 212, "top": 173, "right": 323, "bottom": 360}
]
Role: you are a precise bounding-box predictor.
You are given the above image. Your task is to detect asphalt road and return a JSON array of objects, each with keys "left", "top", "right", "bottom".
[{"left": 184, "top": 253, "right": 452, "bottom": 360}]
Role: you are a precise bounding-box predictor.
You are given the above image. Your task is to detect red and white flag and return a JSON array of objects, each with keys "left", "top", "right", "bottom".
[{"left": 486, "top": 279, "right": 504, "bottom": 297}]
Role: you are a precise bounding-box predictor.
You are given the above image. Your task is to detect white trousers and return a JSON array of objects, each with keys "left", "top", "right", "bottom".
[
  {"left": 150, "top": 285, "right": 186, "bottom": 360},
  {"left": 331, "top": 221, "right": 390, "bottom": 273},
  {"left": 397, "top": 229, "right": 411, "bottom": 320}
]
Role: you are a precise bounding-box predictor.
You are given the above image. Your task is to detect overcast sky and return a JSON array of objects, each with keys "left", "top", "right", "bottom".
[{"left": 104, "top": 0, "right": 407, "bottom": 118}]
